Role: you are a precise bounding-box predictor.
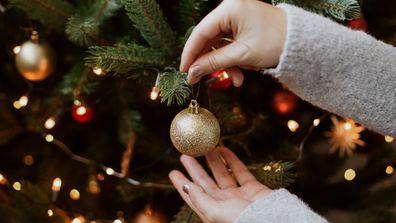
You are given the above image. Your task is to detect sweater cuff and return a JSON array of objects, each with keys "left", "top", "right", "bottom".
[{"left": 234, "top": 189, "right": 327, "bottom": 223}]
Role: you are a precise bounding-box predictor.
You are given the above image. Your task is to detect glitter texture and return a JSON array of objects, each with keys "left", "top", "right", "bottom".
[{"left": 170, "top": 100, "right": 220, "bottom": 157}]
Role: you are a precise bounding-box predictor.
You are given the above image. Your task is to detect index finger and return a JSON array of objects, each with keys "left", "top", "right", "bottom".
[{"left": 180, "top": 3, "right": 231, "bottom": 72}]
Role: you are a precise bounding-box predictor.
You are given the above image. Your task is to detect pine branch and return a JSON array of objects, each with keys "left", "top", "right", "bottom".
[
  {"left": 85, "top": 43, "right": 168, "bottom": 73},
  {"left": 171, "top": 204, "right": 202, "bottom": 223},
  {"left": 59, "top": 62, "right": 100, "bottom": 99},
  {"left": 179, "top": 0, "right": 209, "bottom": 31},
  {"left": 272, "top": 0, "right": 361, "bottom": 21},
  {"left": 9, "top": 0, "right": 74, "bottom": 29},
  {"left": 250, "top": 161, "right": 296, "bottom": 189},
  {"left": 66, "top": 0, "right": 121, "bottom": 46},
  {"left": 120, "top": 0, "right": 176, "bottom": 56},
  {"left": 157, "top": 68, "right": 191, "bottom": 106}
]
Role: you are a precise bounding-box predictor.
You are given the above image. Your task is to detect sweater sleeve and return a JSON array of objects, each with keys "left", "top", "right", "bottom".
[
  {"left": 234, "top": 189, "right": 327, "bottom": 223},
  {"left": 265, "top": 4, "right": 396, "bottom": 137}
]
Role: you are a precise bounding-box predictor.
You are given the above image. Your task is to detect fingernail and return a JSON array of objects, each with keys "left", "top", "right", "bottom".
[
  {"left": 189, "top": 66, "right": 202, "bottom": 77},
  {"left": 182, "top": 184, "right": 191, "bottom": 194}
]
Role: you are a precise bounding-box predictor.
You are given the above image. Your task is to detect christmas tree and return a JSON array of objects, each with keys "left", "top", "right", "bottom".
[{"left": 0, "top": 0, "right": 395, "bottom": 222}]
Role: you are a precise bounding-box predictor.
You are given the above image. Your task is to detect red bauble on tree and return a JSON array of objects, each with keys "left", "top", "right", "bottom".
[
  {"left": 72, "top": 104, "right": 94, "bottom": 123},
  {"left": 272, "top": 90, "right": 298, "bottom": 115},
  {"left": 208, "top": 69, "right": 232, "bottom": 90},
  {"left": 347, "top": 18, "right": 368, "bottom": 31}
]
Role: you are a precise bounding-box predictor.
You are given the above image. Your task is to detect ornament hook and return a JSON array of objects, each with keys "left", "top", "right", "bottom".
[{"left": 188, "top": 100, "right": 200, "bottom": 114}]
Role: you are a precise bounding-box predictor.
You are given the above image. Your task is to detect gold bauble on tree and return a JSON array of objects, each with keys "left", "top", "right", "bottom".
[
  {"left": 170, "top": 100, "right": 220, "bottom": 157},
  {"left": 14, "top": 31, "right": 55, "bottom": 81}
]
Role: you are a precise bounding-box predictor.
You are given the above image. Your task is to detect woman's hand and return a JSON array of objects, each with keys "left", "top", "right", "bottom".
[
  {"left": 169, "top": 147, "right": 272, "bottom": 223},
  {"left": 180, "top": 0, "right": 287, "bottom": 86}
]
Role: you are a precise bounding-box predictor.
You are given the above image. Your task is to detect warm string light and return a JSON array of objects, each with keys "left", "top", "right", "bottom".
[
  {"left": 23, "top": 155, "right": 34, "bottom": 166},
  {"left": 386, "top": 165, "right": 394, "bottom": 175},
  {"left": 150, "top": 86, "right": 159, "bottom": 100},
  {"left": 344, "top": 168, "right": 356, "bottom": 181},
  {"left": 92, "top": 67, "right": 104, "bottom": 76},
  {"left": 113, "top": 220, "right": 122, "bottom": 223},
  {"left": 287, "top": 120, "right": 299, "bottom": 132},
  {"left": 52, "top": 177, "right": 62, "bottom": 192},
  {"left": 13, "top": 45, "right": 21, "bottom": 54},
  {"left": 13, "top": 181, "right": 22, "bottom": 191},
  {"left": 13, "top": 95, "right": 29, "bottom": 109},
  {"left": 106, "top": 167, "right": 115, "bottom": 176},
  {"left": 44, "top": 117, "right": 57, "bottom": 129},
  {"left": 76, "top": 106, "right": 87, "bottom": 116},
  {"left": 74, "top": 99, "right": 82, "bottom": 106},
  {"left": 71, "top": 216, "right": 85, "bottom": 223},
  {"left": 313, "top": 118, "right": 320, "bottom": 127},
  {"left": 47, "top": 209, "right": 54, "bottom": 217},
  {"left": 385, "top": 135, "right": 394, "bottom": 143},
  {"left": 0, "top": 174, "right": 8, "bottom": 185},
  {"left": 45, "top": 134, "right": 54, "bottom": 142},
  {"left": 70, "top": 189, "right": 80, "bottom": 200},
  {"left": 150, "top": 72, "right": 161, "bottom": 100}
]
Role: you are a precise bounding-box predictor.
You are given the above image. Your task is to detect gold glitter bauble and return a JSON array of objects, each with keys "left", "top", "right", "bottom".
[
  {"left": 15, "top": 33, "right": 55, "bottom": 81},
  {"left": 170, "top": 100, "right": 220, "bottom": 157}
]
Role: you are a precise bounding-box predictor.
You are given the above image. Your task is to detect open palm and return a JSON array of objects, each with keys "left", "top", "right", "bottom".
[{"left": 169, "top": 147, "right": 272, "bottom": 223}]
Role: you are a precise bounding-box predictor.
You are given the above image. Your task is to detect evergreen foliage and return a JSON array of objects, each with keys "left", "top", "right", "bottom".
[
  {"left": 9, "top": 0, "right": 75, "bottom": 29},
  {"left": 120, "top": 0, "right": 176, "bottom": 57},
  {"left": 86, "top": 43, "right": 168, "bottom": 73},
  {"left": 157, "top": 68, "right": 191, "bottom": 106}
]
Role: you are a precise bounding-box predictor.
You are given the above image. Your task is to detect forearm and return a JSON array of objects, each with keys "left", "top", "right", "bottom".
[
  {"left": 234, "top": 189, "right": 327, "bottom": 223},
  {"left": 267, "top": 4, "right": 396, "bottom": 137}
]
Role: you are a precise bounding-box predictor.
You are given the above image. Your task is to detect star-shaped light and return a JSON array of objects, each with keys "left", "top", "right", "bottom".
[{"left": 325, "top": 116, "right": 365, "bottom": 157}]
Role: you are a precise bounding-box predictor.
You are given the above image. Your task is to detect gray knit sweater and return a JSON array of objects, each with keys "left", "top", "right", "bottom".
[{"left": 235, "top": 3, "right": 396, "bottom": 223}]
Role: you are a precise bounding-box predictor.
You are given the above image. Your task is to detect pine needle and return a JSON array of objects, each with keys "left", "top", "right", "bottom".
[
  {"left": 157, "top": 68, "right": 191, "bottom": 106},
  {"left": 85, "top": 43, "right": 168, "bottom": 73},
  {"left": 250, "top": 161, "right": 296, "bottom": 189}
]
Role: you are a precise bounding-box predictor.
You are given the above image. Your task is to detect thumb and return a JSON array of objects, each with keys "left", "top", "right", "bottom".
[
  {"left": 185, "top": 183, "right": 219, "bottom": 218},
  {"left": 187, "top": 42, "right": 247, "bottom": 85}
]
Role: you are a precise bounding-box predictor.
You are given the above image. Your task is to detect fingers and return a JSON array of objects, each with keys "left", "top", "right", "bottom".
[
  {"left": 169, "top": 170, "right": 219, "bottom": 222},
  {"left": 206, "top": 150, "right": 237, "bottom": 189},
  {"left": 169, "top": 170, "right": 208, "bottom": 222},
  {"left": 219, "top": 148, "right": 256, "bottom": 185},
  {"left": 186, "top": 42, "right": 247, "bottom": 85},
  {"left": 180, "top": 3, "right": 229, "bottom": 73},
  {"left": 180, "top": 155, "right": 220, "bottom": 194}
]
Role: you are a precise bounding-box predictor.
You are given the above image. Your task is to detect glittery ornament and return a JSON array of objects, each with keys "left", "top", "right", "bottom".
[
  {"left": 347, "top": 18, "right": 368, "bottom": 31},
  {"left": 14, "top": 31, "right": 55, "bottom": 81},
  {"left": 272, "top": 90, "right": 297, "bottom": 115},
  {"left": 208, "top": 69, "right": 232, "bottom": 90},
  {"left": 170, "top": 100, "right": 220, "bottom": 157},
  {"left": 72, "top": 104, "right": 94, "bottom": 123}
]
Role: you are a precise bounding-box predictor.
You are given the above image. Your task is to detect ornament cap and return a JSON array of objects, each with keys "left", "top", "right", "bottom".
[
  {"left": 30, "top": 30, "right": 39, "bottom": 43},
  {"left": 188, "top": 100, "right": 200, "bottom": 114}
]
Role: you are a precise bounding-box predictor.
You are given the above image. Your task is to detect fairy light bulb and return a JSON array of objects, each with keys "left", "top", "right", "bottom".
[
  {"left": 0, "top": 174, "right": 7, "bottom": 185},
  {"left": 386, "top": 165, "right": 394, "bottom": 175},
  {"left": 106, "top": 167, "right": 115, "bottom": 175},
  {"left": 313, "top": 119, "right": 320, "bottom": 126},
  {"left": 13, "top": 45, "right": 21, "bottom": 54},
  {"left": 13, "top": 181, "right": 22, "bottom": 191},
  {"left": 23, "top": 155, "right": 34, "bottom": 166},
  {"left": 44, "top": 117, "right": 56, "bottom": 129},
  {"left": 76, "top": 106, "right": 87, "bottom": 116},
  {"left": 93, "top": 67, "right": 104, "bottom": 75},
  {"left": 385, "top": 136, "right": 394, "bottom": 143},
  {"left": 344, "top": 122, "right": 352, "bottom": 130},
  {"left": 71, "top": 216, "right": 85, "bottom": 223},
  {"left": 18, "top": 95, "right": 28, "bottom": 107},
  {"left": 150, "top": 86, "right": 159, "bottom": 100},
  {"left": 52, "top": 177, "right": 62, "bottom": 192},
  {"left": 45, "top": 134, "right": 54, "bottom": 142},
  {"left": 287, "top": 120, "right": 299, "bottom": 132},
  {"left": 47, "top": 209, "right": 54, "bottom": 217},
  {"left": 344, "top": 169, "right": 356, "bottom": 181},
  {"left": 70, "top": 189, "right": 80, "bottom": 200},
  {"left": 113, "top": 220, "right": 122, "bottom": 223}
]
